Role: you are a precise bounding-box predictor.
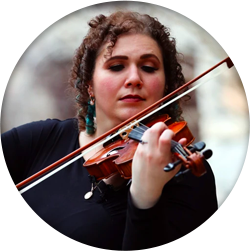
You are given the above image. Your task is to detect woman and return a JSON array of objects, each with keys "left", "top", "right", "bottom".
[{"left": 1, "top": 11, "right": 217, "bottom": 250}]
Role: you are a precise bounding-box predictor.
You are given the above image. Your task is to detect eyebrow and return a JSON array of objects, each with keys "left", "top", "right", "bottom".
[
  {"left": 140, "top": 54, "right": 160, "bottom": 63},
  {"left": 105, "top": 55, "right": 128, "bottom": 62},
  {"left": 105, "top": 54, "right": 160, "bottom": 63}
]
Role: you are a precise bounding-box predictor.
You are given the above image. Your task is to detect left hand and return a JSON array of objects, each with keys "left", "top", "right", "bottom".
[{"left": 130, "top": 122, "right": 186, "bottom": 209}]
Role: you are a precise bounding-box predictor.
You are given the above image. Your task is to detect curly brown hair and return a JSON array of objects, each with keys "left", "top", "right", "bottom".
[{"left": 69, "top": 11, "right": 186, "bottom": 133}]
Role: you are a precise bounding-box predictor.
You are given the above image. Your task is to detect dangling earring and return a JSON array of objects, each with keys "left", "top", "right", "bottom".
[
  {"left": 86, "top": 86, "right": 96, "bottom": 135},
  {"left": 89, "top": 95, "right": 95, "bottom": 106}
]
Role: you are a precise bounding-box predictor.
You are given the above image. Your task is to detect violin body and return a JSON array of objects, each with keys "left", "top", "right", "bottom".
[{"left": 83, "top": 115, "right": 195, "bottom": 181}]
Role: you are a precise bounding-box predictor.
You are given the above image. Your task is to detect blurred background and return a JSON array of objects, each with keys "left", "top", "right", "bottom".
[{"left": 1, "top": 1, "right": 249, "bottom": 207}]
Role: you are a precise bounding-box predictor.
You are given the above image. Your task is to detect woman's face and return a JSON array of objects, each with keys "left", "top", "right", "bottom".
[{"left": 92, "top": 33, "right": 166, "bottom": 128}]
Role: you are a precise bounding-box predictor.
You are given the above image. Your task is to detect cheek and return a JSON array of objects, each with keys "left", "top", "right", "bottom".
[
  {"left": 148, "top": 77, "right": 165, "bottom": 97},
  {"left": 95, "top": 77, "right": 117, "bottom": 97}
]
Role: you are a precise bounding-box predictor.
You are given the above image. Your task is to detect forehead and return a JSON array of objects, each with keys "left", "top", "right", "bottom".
[{"left": 98, "top": 33, "right": 163, "bottom": 61}]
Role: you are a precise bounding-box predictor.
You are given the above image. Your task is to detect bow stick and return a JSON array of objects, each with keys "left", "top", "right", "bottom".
[{"left": 17, "top": 57, "right": 234, "bottom": 194}]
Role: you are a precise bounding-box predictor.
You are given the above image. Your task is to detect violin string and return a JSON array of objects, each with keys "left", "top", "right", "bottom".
[
  {"left": 170, "top": 140, "right": 183, "bottom": 156},
  {"left": 127, "top": 122, "right": 148, "bottom": 137},
  {"left": 130, "top": 122, "right": 187, "bottom": 157},
  {"left": 136, "top": 122, "right": 149, "bottom": 132},
  {"left": 174, "top": 144, "right": 188, "bottom": 158},
  {"left": 138, "top": 122, "right": 149, "bottom": 130}
]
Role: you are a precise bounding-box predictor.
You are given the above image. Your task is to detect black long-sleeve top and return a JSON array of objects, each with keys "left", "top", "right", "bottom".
[{"left": 1, "top": 118, "right": 218, "bottom": 250}]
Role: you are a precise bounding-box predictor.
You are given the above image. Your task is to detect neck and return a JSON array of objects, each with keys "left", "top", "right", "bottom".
[
  {"left": 95, "top": 117, "right": 122, "bottom": 138},
  {"left": 94, "top": 104, "right": 127, "bottom": 136}
]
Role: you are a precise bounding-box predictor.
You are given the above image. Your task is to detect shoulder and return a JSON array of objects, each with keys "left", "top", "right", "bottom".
[
  {"left": 1, "top": 118, "right": 79, "bottom": 145},
  {"left": 22, "top": 118, "right": 78, "bottom": 131},
  {"left": 10, "top": 118, "right": 78, "bottom": 134}
]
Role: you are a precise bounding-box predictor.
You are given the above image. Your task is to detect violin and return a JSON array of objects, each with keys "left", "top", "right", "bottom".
[
  {"left": 83, "top": 114, "right": 210, "bottom": 181},
  {"left": 16, "top": 57, "right": 234, "bottom": 193}
]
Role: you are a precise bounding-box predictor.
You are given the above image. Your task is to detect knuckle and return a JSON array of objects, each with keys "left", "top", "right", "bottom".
[
  {"left": 136, "top": 147, "right": 153, "bottom": 161},
  {"left": 149, "top": 122, "right": 167, "bottom": 133},
  {"left": 159, "top": 136, "right": 170, "bottom": 144},
  {"left": 159, "top": 137, "right": 171, "bottom": 148},
  {"left": 148, "top": 127, "right": 157, "bottom": 135},
  {"left": 160, "top": 129, "right": 174, "bottom": 144},
  {"left": 142, "top": 129, "right": 150, "bottom": 138},
  {"left": 167, "top": 129, "right": 174, "bottom": 138}
]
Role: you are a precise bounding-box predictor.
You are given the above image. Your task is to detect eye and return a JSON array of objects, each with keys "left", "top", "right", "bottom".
[
  {"left": 141, "top": 66, "right": 158, "bottom": 73},
  {"left": 109, "top": 64, "right": 124, "bottom": 72}
]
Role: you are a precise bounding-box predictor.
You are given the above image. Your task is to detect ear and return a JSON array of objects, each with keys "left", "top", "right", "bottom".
[
  {"left": 87, "top": 83, "right": 95, "bottom": 97},
  {"left": 87, "top": 80, "right": 94, "bottom": 91}
]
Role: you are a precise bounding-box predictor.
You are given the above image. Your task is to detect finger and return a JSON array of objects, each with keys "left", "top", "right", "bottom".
[
  {"left": 142, "top": 122, "right": 167, "bottom": 147},
  {"left": 178, "top": 138, "right": 187, "bottom": 146},
  {"left": 158, "top": 128, "right": 174, "bottom": 154}
]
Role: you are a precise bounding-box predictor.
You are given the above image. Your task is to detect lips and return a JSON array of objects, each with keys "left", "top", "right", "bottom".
[{"left": 119, "top": 94, "right": 145, "bottom": 102}]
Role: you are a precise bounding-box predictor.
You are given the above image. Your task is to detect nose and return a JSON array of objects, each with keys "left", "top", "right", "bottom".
[{"left": 124, "top": 65, "right": 143, "bottom": 88}]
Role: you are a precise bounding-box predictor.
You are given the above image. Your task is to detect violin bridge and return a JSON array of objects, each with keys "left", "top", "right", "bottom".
[{"left": 118, "top": 120, "right": 139, "bottom": 140}]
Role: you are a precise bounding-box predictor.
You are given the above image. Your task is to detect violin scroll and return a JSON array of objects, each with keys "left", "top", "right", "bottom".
[{"left": 164, "top": 141, "right": 213, "bottom": 177}]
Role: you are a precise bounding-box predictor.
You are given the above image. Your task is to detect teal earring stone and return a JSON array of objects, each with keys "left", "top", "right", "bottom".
[{"left": 85, "top": 100, "right": 96, "bottom": 135}]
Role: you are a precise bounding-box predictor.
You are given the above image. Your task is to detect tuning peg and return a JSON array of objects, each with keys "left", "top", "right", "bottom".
[
  {"left": 202, "top": 149, "right": 213, "bottom": 160},
  {"left": 188, "top": 141, "right": 206, "bottom": 152},
  {"left": 164, "top": 159, "right": 182, "bottom": 172}
]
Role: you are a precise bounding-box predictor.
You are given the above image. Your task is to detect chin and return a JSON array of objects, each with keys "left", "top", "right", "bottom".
[{"left": 117, "top": 108, "right": 144, "bottom": 122}]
